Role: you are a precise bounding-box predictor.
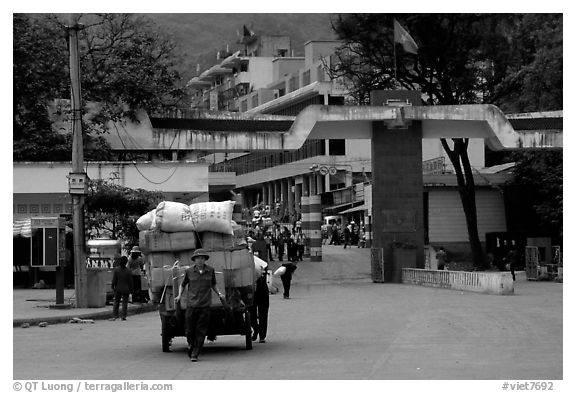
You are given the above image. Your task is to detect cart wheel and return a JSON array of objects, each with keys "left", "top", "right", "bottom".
[
  {"left": 244, "top": 310, "right": 253, "bottom": 350},
  {"left": 161, "top": 315, "right": 172, "bottom": 352}
]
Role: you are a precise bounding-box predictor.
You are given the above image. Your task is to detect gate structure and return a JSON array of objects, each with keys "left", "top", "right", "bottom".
[{"left": 107, "top": 91, "right": 526, "bottom": 281}]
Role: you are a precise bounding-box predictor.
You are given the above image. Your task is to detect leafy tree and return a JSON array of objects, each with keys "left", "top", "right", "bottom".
[
  {"left": 490, "top": 14, "right": 563, "bottom": 113},
  {"left": 13, "top": 14, "right": 73, "bottom": 161},
  {"left": 327, "top": 13, "right": 562, "bottom": 268},
  {"left": 505, "top": 150, "right": 562, "bottom": 238},
  {"left": 13, "top": 13, "right": 188, "bottom": 161},
  {"left": 85, "top": 179, "right": 163, "bottom": 246}
]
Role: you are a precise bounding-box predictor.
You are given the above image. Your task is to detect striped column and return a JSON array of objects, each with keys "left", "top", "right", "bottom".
[
  {"left": 233, "top": 192, "right": 243, "bottom": 223},
  {"left": 364, "top": 213, "right": 372, "bottom": 248},
  {"left": 262, "top": 184, "right": 268, "bottom": 207},
  {"left": 267, "top": 183, "right": 274, "bottom": 206},
  {"left": 287, "top": 178, "right": 295, "bottom": 218},
  {"left": 302, "top": 174, "right": 310, "bottom": 197},
  {"left": 301, "top": 196, "right": 310, "bottom": 258},
  {"left": 308, "top": 195, "right": 322, "bottom": 261},
  {"left": 310, "top": 173, "right": 317, "bottom": 196},
  {"left": 274, "top": 181, "right": 281, "bottom": 204}
]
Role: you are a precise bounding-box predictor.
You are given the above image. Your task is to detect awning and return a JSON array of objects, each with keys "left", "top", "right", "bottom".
[
  {"left": 13, "top": 219, "right": 32, "bottom": 238},
  {"left": 323, "top": 201, "right": 354, "bottom": 212},
  {"left": 339, "top": 204, "right": 366, "bottom": 215}
]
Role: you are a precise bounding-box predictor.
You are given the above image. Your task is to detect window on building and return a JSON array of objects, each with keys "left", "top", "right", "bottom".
[
  {"left": 329, "top": 139, "right": 346, "bottom": 156},
  {"left": 240, "top": 63, "right": 248, "bottom": 72},
  {"left": 240, "top": 100, "right": 247, "bottom": 112}
]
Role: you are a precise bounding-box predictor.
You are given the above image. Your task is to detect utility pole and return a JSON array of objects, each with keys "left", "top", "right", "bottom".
[{"left": 67, "top": 14, "right": 88, "bottom": 308}]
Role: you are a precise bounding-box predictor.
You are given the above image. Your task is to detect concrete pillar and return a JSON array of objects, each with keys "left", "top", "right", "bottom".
[
  {"left": 310, "top": 173, "right": 317, "bottom": 195},
  {"left": 262, "top": 184, "right": 268, "bottom": 207},
  {"left": 281, "top": 179, "right": 288, "bottom": 205},
  {"left": 301, "top": 196, "right": 310, "bottom": 257},
  {"left": 316, "top": 173, "right": 325, "bottom": 194},
  {"left": 287, "top": 178, "right": 295, "bottom": 219},
  {"left": 267, "top": 183, "right": 274, "bottom": 206},
  {"left": 274, "top": 181, "right": 281, "bottom": 204},
  {"left": 370, "top": 121, "right": 424, "bottom": 282},
  {"left": 302, "top": 174, "right": 310, "bottom": 197},
  {"left": 364, "top": 213, "right": 372, "bottom": 248},
  {"left": 308, "top": 195, "right": 322, "bottom": 261},
  {"left": 233, "top": 192, "right": 244, "bottom": 223},
  {"left": 295, "top": 179, "right": 302, "bottom": 215}
]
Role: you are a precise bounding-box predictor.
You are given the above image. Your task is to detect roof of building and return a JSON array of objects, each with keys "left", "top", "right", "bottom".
[
  {"left": 508, "top": 117, "right": 563, "bottom": 131},
  {"left": 149, "top": 117, "right": 293, "bottom": 132}
]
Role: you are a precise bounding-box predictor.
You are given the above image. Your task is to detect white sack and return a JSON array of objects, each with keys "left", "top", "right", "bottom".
[
  {"left": 154, "top": 201, "right": 195, "bottom": 232},
  {"left": 253, "top": 255, "right": 268, "bottom": 276},
  {"left": 273, "top": 266, "right": 286, "bottom": 276},
  {"left": 136, "top": 210, "right": 157, "bottom": 231},
  {"left": 189, "top": 200, "right": 235, "bottom": 234}
]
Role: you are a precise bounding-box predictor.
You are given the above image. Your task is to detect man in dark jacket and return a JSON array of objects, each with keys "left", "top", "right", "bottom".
[
  {"left": 110, "top": 256, "right": 133, "bottom": 321},
  {"left": 250, "top": 266, "right": 270, "bottom": 343}
]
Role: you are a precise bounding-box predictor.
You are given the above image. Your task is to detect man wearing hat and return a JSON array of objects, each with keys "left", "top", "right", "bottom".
[
  {"left": 127, "top": 246, "right": 144, "bottom": 303},
  {"left": 175, "top": 248, "right": 224, "bottom": 362}
]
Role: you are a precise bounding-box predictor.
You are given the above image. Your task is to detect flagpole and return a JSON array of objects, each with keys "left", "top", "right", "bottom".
[
  {"left": 392, "top": 19, "right": 397, "bottom": 83},
  {"left": 393, "top": 38, "right": 397, "bottom": 82}
]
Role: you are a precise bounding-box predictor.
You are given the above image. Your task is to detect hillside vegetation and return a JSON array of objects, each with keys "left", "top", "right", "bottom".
[{"left": 145, "top": 13, "right": 337, "bottom": 79}]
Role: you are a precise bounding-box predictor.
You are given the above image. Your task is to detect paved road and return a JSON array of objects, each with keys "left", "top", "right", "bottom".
[{"left": 13, "top": 277, "right": 562, "bottom": 380}]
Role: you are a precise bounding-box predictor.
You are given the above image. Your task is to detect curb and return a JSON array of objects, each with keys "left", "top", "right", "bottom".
[{"left": 13, "top": 303, "right": 158, "bottom": 328}]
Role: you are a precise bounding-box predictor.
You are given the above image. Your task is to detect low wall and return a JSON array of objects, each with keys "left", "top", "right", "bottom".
[{"left": 402, "top": 268, "right": 514, "bottom": 295}]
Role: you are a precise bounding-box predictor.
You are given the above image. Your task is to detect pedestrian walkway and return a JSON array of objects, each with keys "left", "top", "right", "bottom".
[{"left": 12, "top": 289, "right": 155, "bottom": 327}]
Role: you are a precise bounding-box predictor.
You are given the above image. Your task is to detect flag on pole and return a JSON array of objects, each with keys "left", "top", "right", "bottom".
[
  {"left": 394, "top": 19, "right": 418, "bottom": 54},
  {"left": 243, "top": 25, "right": 255, "bottom": 37}
]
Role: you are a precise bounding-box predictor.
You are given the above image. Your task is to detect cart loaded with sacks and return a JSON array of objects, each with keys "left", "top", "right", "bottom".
[{"left": 136, "top": 200, "right": 257, "bottom": 352}]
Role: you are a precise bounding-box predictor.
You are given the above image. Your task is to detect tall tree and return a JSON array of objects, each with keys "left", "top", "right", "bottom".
[
  {"left": 327, "top": 13, "right": 562, "bottom": 268},
  {"left": 85, "top": 179, "right": 164, "bottom": 246},
  {"left": 490, "top": 14, "right": 563, "bottom": 112},
  {"left": 505, "top": 150, "right": 562, "bottom": 238},
  {"left": 13, "top": 13, "right": 188, "bottom": 161}
]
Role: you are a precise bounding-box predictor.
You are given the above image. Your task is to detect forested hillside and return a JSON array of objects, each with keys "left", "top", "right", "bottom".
[{"left": 145, "top": 13, "right": 337, "bottom": 79}]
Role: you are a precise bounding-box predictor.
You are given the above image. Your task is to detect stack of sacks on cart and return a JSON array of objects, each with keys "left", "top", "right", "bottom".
[{"left": 136, "top": 200, "right": 255, "bottom": 311}]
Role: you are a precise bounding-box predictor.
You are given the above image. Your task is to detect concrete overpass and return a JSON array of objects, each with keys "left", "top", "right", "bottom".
[
  {"left": 101, "top": 97, "right": 559, "bottom": 281},
  {"left": 106, "top": 104, "right": 526, "bottom": 152}
]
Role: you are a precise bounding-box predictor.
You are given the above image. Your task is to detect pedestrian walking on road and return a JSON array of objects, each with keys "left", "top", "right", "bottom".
[
  {"left": 264, "top": 232, "right": 274, "bottom": 261},
  {"left": 296, "top": 231, "right": 305, "bottom": 261},
  {"left": 127, "top": 246, "right": 144, "bottom": 303},
  {"left": 250, "top": 265, "right": 270, "bottom": 343},
  {"left": 343, "top": 224, "right": 351, "bottom": 249},
  {"left": 110, "top": 256, "right": 133, "bottom": 321},
  {"left": 277, "top": 232, "right": 285, "bottom": 261},
  {"left": 280, "top": 261, "right": 297, "bottom": 299},
  {"left": 175, "top": 249, "right": 225, "bottom": 362}
]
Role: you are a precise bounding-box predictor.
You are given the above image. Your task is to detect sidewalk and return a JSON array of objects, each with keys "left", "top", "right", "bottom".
[{"left": 12, "top": 289, "right": 156, "bottom": 327}]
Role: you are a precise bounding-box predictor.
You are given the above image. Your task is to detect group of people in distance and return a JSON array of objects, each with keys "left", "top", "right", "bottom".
[
  {"left": 248, "top": 223, "right": 306, "bottom": 263},
  {"left": 325, "top": 221, "right": 366, "bottom": 248}
]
